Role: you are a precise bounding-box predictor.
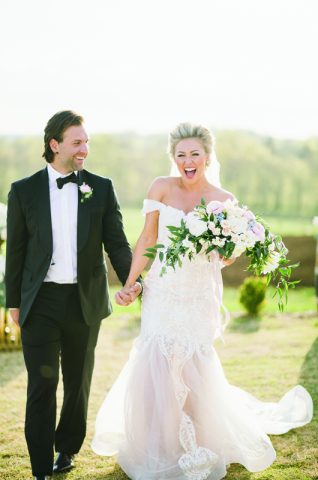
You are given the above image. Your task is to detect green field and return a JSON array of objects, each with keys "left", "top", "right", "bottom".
[
  {"left": 0, "top": 308, "right": 317, "bottom": 479},
  {"left": 122, "top": 208, "right": 317, "bottom": 246}
]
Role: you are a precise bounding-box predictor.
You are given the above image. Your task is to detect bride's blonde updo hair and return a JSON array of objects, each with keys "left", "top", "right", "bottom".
[{"left": 168, "top": 122, "right": 215, "bottom": 165}]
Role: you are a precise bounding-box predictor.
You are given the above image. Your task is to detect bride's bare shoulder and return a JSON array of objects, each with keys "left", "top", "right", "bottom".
[
  {"left": 208, "top": 185, "right": 236, "bottom": 202},
  {"left": 147, "top": 176, "right": 177, "bottom": 201}
]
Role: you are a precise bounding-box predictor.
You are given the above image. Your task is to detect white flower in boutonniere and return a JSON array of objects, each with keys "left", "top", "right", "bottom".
[{"left": 79, "top": 183, "right": 93, "bottom": 203}]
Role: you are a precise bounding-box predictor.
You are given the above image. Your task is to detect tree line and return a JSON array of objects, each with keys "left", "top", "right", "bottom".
[{"left": 0, "top": 130, "right": 317, "bottom": 217}]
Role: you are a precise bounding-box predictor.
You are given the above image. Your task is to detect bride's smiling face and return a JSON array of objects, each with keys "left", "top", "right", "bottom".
[{"left": 174, "top": 138, "right": 209, "bottom": 182}]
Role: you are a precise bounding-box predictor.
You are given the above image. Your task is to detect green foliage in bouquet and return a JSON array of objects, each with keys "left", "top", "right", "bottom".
[
  {"left": 144, "top": 198, "right": 299, "bottom": 312},
  {"left": 239, "top": 277, "right": 267, "bottom": 315},
  {"left": 244, "top": 231, "right": 299, "bottom": 312}
]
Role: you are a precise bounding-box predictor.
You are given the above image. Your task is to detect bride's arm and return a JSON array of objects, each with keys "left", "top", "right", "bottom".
[
  {"left": 115, "top": 215, "right": 159, "bottom": 306},
  {"left": 115, "top": 178, "right": 165, "bottom": 306},
  {"left": 126, "top": 211, "right": 159, "bottom": 284}
]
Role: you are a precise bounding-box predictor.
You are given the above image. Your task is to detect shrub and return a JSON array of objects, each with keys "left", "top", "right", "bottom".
[{"left": 239, "top": 276, "right": 267, "bottom": 315}]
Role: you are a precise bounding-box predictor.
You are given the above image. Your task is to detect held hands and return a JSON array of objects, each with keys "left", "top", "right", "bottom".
[{"left": 115, "top": 282, "right": 142, "bottom": 307}]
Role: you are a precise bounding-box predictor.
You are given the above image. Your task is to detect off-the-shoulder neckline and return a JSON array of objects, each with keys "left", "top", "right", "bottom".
[{"left": 144, "top": 198, "right": 234, "bottom": 216}]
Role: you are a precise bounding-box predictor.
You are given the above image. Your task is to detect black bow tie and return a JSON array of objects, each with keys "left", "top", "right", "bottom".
[{"left": 56, "top": 172, "right": 78, "bottom": 189}]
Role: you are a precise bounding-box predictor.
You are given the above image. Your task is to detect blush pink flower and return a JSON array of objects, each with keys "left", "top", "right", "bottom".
[
  {"left": 79, "top": 183, "right": 92, "bottom": 194},
  {"left": 252, "top": 222, "right": 265, "bottom": 242},
  {"left": 220, "top": 220, "right": 231, "bottom": 236},
  {"left": 79, "top": 183, "right": 93, "bottom": 203},
  {"left": 243, "top": 209, "right": 255, "bottom": 221},
  {"left": 206, "top": 200, "right": 224, "bottom": 216}
]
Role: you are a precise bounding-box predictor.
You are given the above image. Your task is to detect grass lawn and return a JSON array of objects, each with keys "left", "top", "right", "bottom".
[
  {"left": 222, "top": 286, "right": 317, "bottom": 314},
  {"left": 0, "top": 300, "right": 317, "bottom": 479}
]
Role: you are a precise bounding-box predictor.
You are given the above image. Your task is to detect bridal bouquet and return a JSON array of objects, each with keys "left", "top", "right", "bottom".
[{"left": 145, "top": 198, "right": 298, "bottom": 311}]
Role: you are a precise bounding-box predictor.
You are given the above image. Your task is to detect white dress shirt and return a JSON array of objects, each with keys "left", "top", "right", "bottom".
[{"left": 44, "top": 164, "right": 78, "bottom": 283}]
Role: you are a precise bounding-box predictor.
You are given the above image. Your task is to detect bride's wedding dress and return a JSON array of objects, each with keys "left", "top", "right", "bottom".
[{"left": 92, "top": 199, "right": 313, "bottom": 480}]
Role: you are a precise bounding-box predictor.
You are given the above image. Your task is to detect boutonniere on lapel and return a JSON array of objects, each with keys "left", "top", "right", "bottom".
[{"left": 79, "top": 183, "right": 93, "bottom": 203}]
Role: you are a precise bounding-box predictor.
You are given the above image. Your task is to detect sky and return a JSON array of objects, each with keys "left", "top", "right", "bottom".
[{"left": 1, "top": 0, "right": 318, "bottom": 139}]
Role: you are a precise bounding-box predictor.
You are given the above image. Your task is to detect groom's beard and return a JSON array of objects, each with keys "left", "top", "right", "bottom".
[
  {"left": 71, "top": 158, "right": 86, "bottom": 171},
  {"left": 51, "top": 155, "right": 86, "bottom": 173}
]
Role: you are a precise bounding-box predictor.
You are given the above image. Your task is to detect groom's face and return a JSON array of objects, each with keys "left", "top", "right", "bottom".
[{"left": 51, "top": 125, "right": 89, "bottom": 174}]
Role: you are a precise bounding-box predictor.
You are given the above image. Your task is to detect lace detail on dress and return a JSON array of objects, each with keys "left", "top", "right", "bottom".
[
  {"left": 158, "top": 332, "right": 193, "bottom": 405},
  {"left": 179, "top": 413, "right": 219, "bottom": 480},
  {"left": 158, "top": 329, "right": 195, "bottom": 360},
  {"left": 157, "top": 328, "right": 219, "bottom": 479},
  {"left": 140, "top": 200, "right": 225, "bottom": 478}
]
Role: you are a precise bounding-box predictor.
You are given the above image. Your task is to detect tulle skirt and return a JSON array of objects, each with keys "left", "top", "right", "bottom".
[{"left": 92, "top": 335, "right": 313, "bottom": 480}]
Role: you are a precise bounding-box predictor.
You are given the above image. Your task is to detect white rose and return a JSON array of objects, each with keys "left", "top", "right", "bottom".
[
  {"left": 208, "top": 221, "right": 222, "bottom": 235},
  {"left": 227, "top": 215, "right": 249, "bottom": 234},
  {"left": 262, "top": 251, "right": 281, "bottom": 274},
  {"left": 211, "top": 225, "right": 221, "bottom": 236},
  {"left": 186, "top": 212, "right": 207, "bottom": 237},
  {"left": 244, "top": 232, "right": 256, "bottom": 248},
  {"left": 182, "top": 237, "right": 194, "bottom": 249},
  {"left": 208, "top": 221, "right": 215, "bottom": 230},
  {"left": 223, "top": 198, "right": 237, "bottom": 210},
  {"left": 212, "top": 237, "right": 226, "bottom": 247},
  {"left": 268, "top": 242, "right": 275, "bottom": 252},
  {"left": 233, "top": 243, "right": 246, "bottom": 258},
  {"left": 231, "top": 233, "right": 240, "bottom": 244}
]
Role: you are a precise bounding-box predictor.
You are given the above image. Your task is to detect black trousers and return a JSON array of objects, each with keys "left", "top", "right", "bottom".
[{"left": 21, "top": 282, "right": 100, "bottom": 476}]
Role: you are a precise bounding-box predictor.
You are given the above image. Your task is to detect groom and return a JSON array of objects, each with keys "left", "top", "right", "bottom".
[{"left": 5, "top": 110, "right": 141, "bottom": 480}]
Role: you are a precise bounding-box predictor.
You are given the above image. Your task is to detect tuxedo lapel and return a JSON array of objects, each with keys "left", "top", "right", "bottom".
[
  {"left": 77, "top": 170, "right": 91, "bottom": 253},
  {"left": 37, "top": 168, "right": 53, "bottom": 254}
]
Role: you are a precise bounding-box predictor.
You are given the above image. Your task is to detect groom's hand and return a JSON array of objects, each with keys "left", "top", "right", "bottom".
[
  {"left": 129, "top": 282, "right": 142, "bottom": 302},
  {"left": 115, "top": 287, "right": 132, "bottom": 306},
  {"left": 115, "top": 282, "right": 142, "bottom": 306}
]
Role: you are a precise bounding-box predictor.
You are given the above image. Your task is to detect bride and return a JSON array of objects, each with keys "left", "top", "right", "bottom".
[{"left": 92, "top": 123, "right": 313, "bottom": 480}]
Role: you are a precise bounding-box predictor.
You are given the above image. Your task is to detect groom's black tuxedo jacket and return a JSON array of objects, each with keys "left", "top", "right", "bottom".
[{"left": 5, "top": 167, "right": 133, "bottom": 326}]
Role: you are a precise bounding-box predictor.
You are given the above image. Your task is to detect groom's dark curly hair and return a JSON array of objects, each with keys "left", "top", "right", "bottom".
[{"left": 42, "top": 110, "right": 84, "bottom": 163}]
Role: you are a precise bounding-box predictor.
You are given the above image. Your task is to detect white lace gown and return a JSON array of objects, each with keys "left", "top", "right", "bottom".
[{"left": 92, "top": 199, "right": 313, "bottom": 480}]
